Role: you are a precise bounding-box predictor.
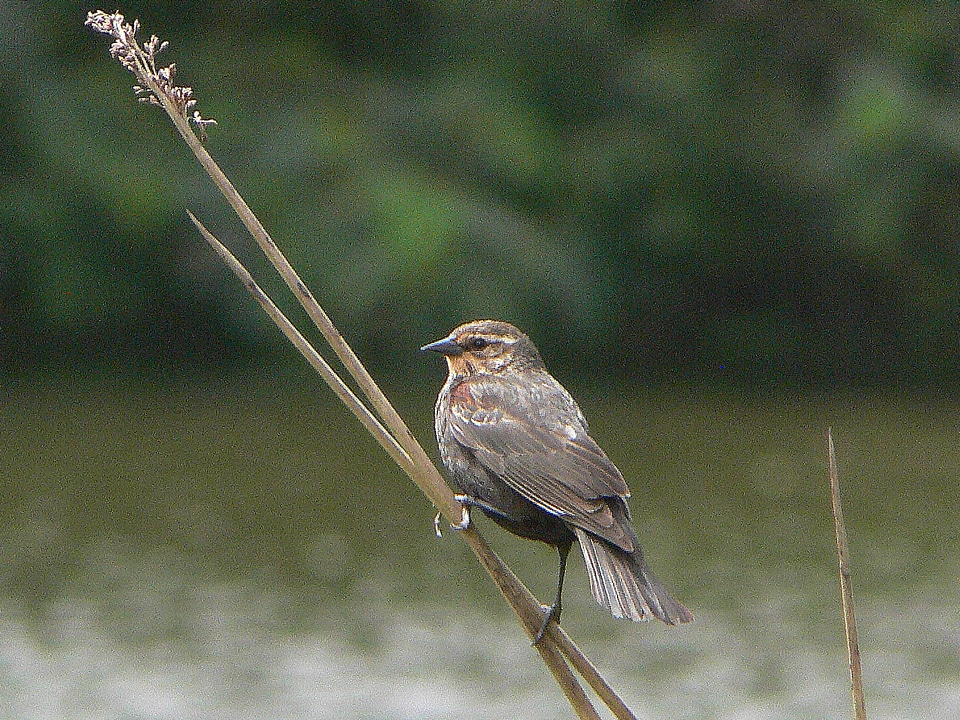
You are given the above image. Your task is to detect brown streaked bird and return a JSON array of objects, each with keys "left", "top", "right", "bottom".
[{"left": 422, "top": 320, "right": 693, "bottom": 639}]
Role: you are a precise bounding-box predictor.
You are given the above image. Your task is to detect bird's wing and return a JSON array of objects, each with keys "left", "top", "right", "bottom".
[{"left": 446, "top": 373, "right": 636, "bottom": 551}]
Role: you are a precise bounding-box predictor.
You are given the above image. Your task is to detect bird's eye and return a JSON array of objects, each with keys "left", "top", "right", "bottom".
[{"left": 467, "top": 337, "right": 488, "bottom": 351}]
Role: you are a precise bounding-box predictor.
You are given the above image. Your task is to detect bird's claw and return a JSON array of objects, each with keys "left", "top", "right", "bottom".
[
  {"left": 433, "top": 503, "right": 472, "bottom": 538},
  {"left": 532, "top": 604, "right": 561, "bottom": 645},
  {"left": 450, "top": 501, "right": 472, "bottom": 531}
]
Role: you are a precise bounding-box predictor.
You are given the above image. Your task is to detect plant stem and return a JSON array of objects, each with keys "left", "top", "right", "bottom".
[
  {"left": 88, "top": 14, "right": 643, "bottom": 718},
  {"left": 827, "top": 428, "right": 867, "bottom": 720},
  {"left": 187, "top": 212, "right": 606, "bottom": 720}
]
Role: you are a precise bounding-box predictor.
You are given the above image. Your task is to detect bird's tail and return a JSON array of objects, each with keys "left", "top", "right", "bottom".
[{"left": 574, "top": 528, "right": 694, "bottom": 625}]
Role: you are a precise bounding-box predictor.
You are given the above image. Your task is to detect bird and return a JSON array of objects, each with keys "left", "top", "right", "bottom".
[{"left": 422, "top": 319, "right": 693, "bottom": 640}]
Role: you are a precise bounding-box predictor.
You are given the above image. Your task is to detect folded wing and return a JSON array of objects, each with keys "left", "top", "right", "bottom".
[{"left": 446, "top": 374, "right": 636, "bottom": 552}]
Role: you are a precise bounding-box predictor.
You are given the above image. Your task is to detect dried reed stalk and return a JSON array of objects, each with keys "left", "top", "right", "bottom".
[
  {"left": 827, "top": 428, "right": 867, "bottom": 720},
  {"left": 86, "top": 11, "right": 644, "bottom": 720}
]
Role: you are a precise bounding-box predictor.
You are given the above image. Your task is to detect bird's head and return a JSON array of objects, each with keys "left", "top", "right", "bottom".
[{"left": 421, "top": 320, "right": 545, "bottom": 377}]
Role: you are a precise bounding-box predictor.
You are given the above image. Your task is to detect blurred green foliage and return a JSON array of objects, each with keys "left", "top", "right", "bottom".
[{"left": 4, "top": 1, "right": 960, "bottom": 387}]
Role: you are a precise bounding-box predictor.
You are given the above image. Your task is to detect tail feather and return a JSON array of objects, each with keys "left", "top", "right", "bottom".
[{"left": 575, "top": 528, "right": 693, "bottom": 625}]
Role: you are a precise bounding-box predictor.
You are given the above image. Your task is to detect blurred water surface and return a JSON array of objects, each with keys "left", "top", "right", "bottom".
[{"left": 1, "top": 376, "right": 958, "bottom": 719}]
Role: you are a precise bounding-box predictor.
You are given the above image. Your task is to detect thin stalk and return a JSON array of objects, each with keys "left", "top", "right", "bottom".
[
  {"left": 187, "top": 211, "right": 413, "bottom": 476},
  {"left": 827, "top": 428, "right": 867, "bottom": 720},
  {"left": 144, "top": 54, "right": 465, "bottom": 525},
  {"left": 189, "top": 212, "right": 604, "bottom": 720},
  {"left": 86, "top": 12, "right": 642, "bottom": 719},
  {"left": 549, "top": 626, "right": 640, "bottom": 720}
]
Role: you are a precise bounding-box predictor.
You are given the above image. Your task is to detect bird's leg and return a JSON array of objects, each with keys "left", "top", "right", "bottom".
[
  {"left": 534, "top": 540, "right": 572, "bottom": 644},
  {"left": 453, "top": 493, "right": 500, "bottom": 516}
]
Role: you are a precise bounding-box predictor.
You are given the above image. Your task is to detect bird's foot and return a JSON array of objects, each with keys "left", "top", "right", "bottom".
[
  {"left": 532, "top": 603, "right": 561, "bottom": 645},
  {"left": 450, "top": 503, "right": 471, "bottom": 531},
  {"left": 433, "top": 501, "right": 472, "bottom": 538}
]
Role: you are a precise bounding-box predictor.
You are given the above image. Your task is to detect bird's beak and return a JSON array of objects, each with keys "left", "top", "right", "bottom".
[{"left": 420, "top": 335, "right": 463, "bottom": 356}]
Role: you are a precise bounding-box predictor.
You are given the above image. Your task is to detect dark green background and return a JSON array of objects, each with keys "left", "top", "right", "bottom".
[{"left": 5, "top": 2, "right": 960, "bottom": 387}]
